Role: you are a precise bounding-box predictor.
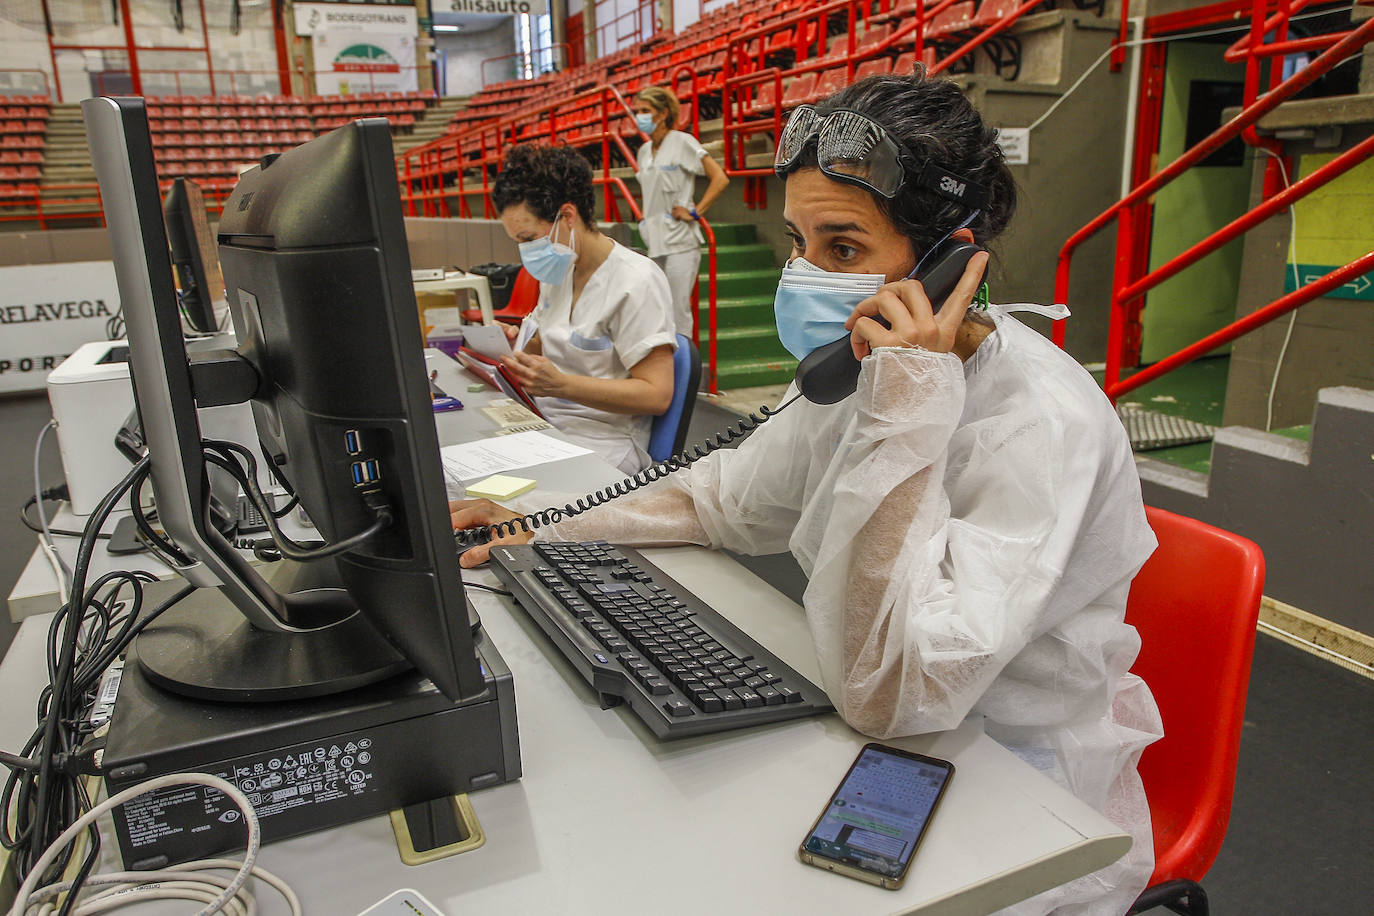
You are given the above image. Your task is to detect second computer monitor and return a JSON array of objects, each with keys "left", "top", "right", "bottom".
[{"left": 163, "top": 177, "right": 224, "bottom": 334}]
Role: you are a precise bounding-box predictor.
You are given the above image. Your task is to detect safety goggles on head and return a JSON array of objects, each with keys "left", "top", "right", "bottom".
[{"left": 774, "top": 105, "right": 989, "bottom": 209}]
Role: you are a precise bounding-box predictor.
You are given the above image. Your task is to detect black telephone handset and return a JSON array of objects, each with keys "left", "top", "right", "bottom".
[
  {"left": 457, "top": 240, "right": 987, "bottom": 549},
  {"left": 793, "top": 239, "right": 987, "bottom": 405}
]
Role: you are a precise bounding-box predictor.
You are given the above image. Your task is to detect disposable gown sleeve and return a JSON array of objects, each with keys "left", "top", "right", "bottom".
[{"left": 804, "top": 347, "right": 1111, "bottom": 739}]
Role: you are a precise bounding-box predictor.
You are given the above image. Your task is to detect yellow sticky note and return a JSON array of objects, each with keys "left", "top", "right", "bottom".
[{"left": 465, "top": 474, "right": 537, "bottom": 501}]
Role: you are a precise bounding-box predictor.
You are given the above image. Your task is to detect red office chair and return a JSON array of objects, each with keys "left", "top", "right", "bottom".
[
  {"left": 460, "top": 266, "right": 540, "bottom": 325},
  {"left": 1125, "top": 507, "right": 1265, "bottom": 916}
]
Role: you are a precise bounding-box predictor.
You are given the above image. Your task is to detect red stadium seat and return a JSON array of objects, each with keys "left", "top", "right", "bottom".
[
  {"left": 813, "top": 67, "right": 849, "bottom": 100},
  {"left": 781, "top": 72, "right": 818, "bottom": 107},
  {"left": 855, "top": 57, "right": 893, "bottom": 80}
]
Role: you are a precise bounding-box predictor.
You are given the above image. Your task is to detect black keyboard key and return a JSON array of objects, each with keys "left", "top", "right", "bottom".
[
  {"left": 719, "top": 674, "right": 743, "bottom": 688},
  {"left": 696, "top": 692, "right": 723, "bottom": 713},
  {"left": 732, "top": 666, "right": 753, "bottom": 679},
  {"left": 713, "top": 688, "right": 743, "bottom": 711},
  {"left": 757, "top": 685, "right": 783, "bottom": 706},
  {"left": 734, "top": 687, "right": 764, "bottom": 709},
  {"left": 744, "top": 676, "right": 765, "bottom": 689},
  {"left": 777, "top": 686, "right": 802, "bottom": 704},
  {"left": 663, "top": 698, "right": 693, "bottom": 717},
  {"left": 645, "top": 678, "right": 672, "bottom": 696}
]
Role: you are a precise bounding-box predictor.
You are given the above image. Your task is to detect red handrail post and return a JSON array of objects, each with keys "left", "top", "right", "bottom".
[
  {"left": 1106, "top": 252, "right": 1374, "bottom": 402},
  {"left": 698, "top": 217, "right": 719, "bottom": 393},
  {"left": 1110, "top": 0, "right": 1130, "bottom": 72}
]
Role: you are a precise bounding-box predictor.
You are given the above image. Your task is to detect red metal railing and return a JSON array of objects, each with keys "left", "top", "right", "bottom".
[
  {"left": 1053, "top": 7, "right": 1374, "bottom": 400},
  {"left": 0, "top": 177, "right": 237, "bottom": 228},
  {"left": 719, "top": 0, "right": 1041, "bottom": 197}
]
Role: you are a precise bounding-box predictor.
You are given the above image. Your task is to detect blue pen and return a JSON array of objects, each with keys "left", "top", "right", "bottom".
[{"left": 432, "top": 396, "right": 464, "bottom": 412}]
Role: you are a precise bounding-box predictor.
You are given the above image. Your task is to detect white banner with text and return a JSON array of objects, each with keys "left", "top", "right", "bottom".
[{"left": 0, "top": 260, "right": 121, "bottom": 394}]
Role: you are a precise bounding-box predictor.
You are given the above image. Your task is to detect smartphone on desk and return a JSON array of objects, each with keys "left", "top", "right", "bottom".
[{"left": 798, "top": 743, "right": 954, "bottom": 890}]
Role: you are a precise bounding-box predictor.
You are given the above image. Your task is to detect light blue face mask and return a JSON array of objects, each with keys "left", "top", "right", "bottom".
[
  {"left": 773, "top": 211, "right": 984, "bottom": 360},
  {"left": 635, "top": 113, "right": 657, "bottom": 134},
  {"left": 518, "top": 218, "right": 577, "bottom": 286},
  {"left": 773, "top": 257, "right": 885, "bottom": 360}
]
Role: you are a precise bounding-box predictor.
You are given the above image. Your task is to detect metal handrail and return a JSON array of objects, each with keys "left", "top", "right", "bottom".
[
  {"left": 1107, "top": 252, "right": 1374, "bottom": 401},
  {"left": 1052, "top": 13, "right": 1374, "bottom": 372}
]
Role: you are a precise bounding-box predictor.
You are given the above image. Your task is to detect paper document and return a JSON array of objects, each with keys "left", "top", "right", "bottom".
[
  {"left": 441, "top": 430, "right": 592, "bottom": 481},
  {"left": 462, "top": 323, "right": 513, "bottom": 360},
  {"left": 482, "top": 398, "right": 547, "bottom": 428}
]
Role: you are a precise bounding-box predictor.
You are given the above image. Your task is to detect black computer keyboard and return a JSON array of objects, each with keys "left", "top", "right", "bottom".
[{"left": 488, "top": 541, "right": 832, "bottom": 739}]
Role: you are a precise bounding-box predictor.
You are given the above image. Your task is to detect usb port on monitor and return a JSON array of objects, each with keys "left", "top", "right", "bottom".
[{"left": 344, "top": 429, "right": 361, "bottom": 455}]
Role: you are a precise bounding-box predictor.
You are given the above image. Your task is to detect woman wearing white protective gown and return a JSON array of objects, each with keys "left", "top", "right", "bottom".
[{"left": 455, "top": 73, "right": 1164, "bottom": 915}]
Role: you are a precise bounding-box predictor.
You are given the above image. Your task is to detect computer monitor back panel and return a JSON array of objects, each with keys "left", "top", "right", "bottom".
[
  {"left": 217, "top": 121, "right": 482, "bottom": 700},
  {"left": 164, "top": 177, "right": 225, "bottom": 334}
]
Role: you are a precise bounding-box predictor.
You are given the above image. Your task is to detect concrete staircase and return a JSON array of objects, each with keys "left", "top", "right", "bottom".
[
  {"left": 393, "top": 96, "right": 470, "bottom": 156},
  {"left": 37, "top": 103, "right": 98, "bottom": 216},
  {"left": 614, "top": 220, "right": 793, "bottom": 390}
]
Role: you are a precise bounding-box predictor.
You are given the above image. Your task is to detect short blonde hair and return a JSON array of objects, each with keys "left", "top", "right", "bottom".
[{"left": 635, "top": 86, "right": 681, "bottom": 130}]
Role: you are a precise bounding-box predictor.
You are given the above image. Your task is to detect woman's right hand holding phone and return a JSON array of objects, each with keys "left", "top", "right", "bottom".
[{"left": 449, "top": 498, "right": 535, "bottom": 568}]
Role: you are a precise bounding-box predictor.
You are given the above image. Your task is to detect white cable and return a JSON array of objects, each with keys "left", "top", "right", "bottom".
[
  {"left": 33, "top": 860, "right": 303, "bottom": 916},
  {"left": 7, "top": 773, "right": 261, "bottom": 916},
  {"left": 1260, "top": 148, "right": 1301, "bottom": 432},
  {"left": 1028, "top": 5, "right": 1360, "bottom": 134},
  {"left": 33, "top": 420, "right": 72, "bottom": 599},
  {"left": 37, "top": 536, "right": 69, "bottom": 606}
]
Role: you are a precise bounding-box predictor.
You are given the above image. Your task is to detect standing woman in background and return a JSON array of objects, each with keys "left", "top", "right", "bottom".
[{"left": 632, "top": 86, "right": 731, "bottom": 339}]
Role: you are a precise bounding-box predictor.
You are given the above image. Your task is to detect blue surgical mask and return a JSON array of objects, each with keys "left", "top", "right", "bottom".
[
  {"left": 773, "top": 257, "right": 885, "bottom": 360},
  {"left": 518, "top": 218, "right": 577, "bottom": 286},
  {"left": 635, "top": 113, "right": 656, "bottom": 134}
]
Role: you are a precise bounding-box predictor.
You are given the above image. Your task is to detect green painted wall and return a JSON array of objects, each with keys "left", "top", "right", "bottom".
[
  {"left": 1142, "top": 41, "right": 1254, "bottom": 363},
  {"left": 1291, "top": 151, "right": 1374, "bottom": 264}
]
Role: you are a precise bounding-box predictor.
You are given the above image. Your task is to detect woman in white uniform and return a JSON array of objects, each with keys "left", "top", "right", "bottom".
[
  {"left": 490, "top": 144, "right": 678, "bottom": 475},
  {"left": 459, "top": 74, "right": 1162, "bottom": 914},
  {"left": 632, "top": 86, "right": 730, "bottom": 338}
]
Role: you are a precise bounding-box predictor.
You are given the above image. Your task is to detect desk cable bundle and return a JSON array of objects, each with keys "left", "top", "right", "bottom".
[{"left": 1, "top": 445, "right": 347, "bottom": 914}]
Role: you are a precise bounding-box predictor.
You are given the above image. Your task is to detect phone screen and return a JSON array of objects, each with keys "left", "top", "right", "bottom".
[{"left": 802, "top": 745, "right": 953, "bottom": 880}]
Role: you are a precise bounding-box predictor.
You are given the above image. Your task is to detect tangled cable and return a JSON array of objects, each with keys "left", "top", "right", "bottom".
[{"left": 456, "top": 396, "right": 799, "bottom": 547}]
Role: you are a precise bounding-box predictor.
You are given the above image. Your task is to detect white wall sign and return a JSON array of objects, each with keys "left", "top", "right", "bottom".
[
  {"left": 295, "top": 3, "right": 420, "bottom": 94},
  {"left": 0, "top": 261, "right": 122, "bottom": 394},
  {"left": 294, "top": 3, "right": 419, "bottom": 37},
  {"left": 997, "top": 127, "right": 1030, "bottom": 166},
  {"left": 441, "top": 0, "right": 549, "bottom": 16}
]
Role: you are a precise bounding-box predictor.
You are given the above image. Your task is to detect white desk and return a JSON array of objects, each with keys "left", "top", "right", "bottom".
[
  {"left": 414, "top": 271, "right": 495, "bottom": 325},
  {"left": 0, "top": 354, "right": 1131, "bottom": 915}
]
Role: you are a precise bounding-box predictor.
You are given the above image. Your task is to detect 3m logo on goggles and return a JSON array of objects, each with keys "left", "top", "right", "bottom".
[{"left": 918, "top": 162, "right": 989, "bottom": 210}]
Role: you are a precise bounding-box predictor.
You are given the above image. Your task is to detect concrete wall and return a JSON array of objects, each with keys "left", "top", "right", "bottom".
[
  {"left": 404, "top": 217, "right": 520, "bottom": 271},
  {"left": 967, "top": 13, "right": 1131, "bottom": 360},
  {"left": 438, "top": 19, "right": 517, "bottom": 97},
  {"left": 1140, "top": 387, "right": 1374, "bottom": 635},
  {"left": 1223, "top": 123, "right": 1374, "bottom": 429}
]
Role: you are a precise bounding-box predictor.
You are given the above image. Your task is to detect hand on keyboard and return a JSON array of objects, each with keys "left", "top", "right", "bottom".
[{"left": 450, "top": 498, "right": 534, "bottom": 568}]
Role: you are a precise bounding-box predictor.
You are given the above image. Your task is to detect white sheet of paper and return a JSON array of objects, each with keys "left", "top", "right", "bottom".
[
  {"left": 462, "top": 323, "right": 513, "bottom": 360},
  {"left": 440, "top": 430, "right": 592, "bottom": 482}
]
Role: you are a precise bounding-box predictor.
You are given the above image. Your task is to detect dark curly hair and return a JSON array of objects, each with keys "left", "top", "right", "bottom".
[
  {"left": 786, "top": 71, "right": 1017, "bottom": 261},
  {"left": 492, "top": 143, "right": 597, "bottom": 228}
]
